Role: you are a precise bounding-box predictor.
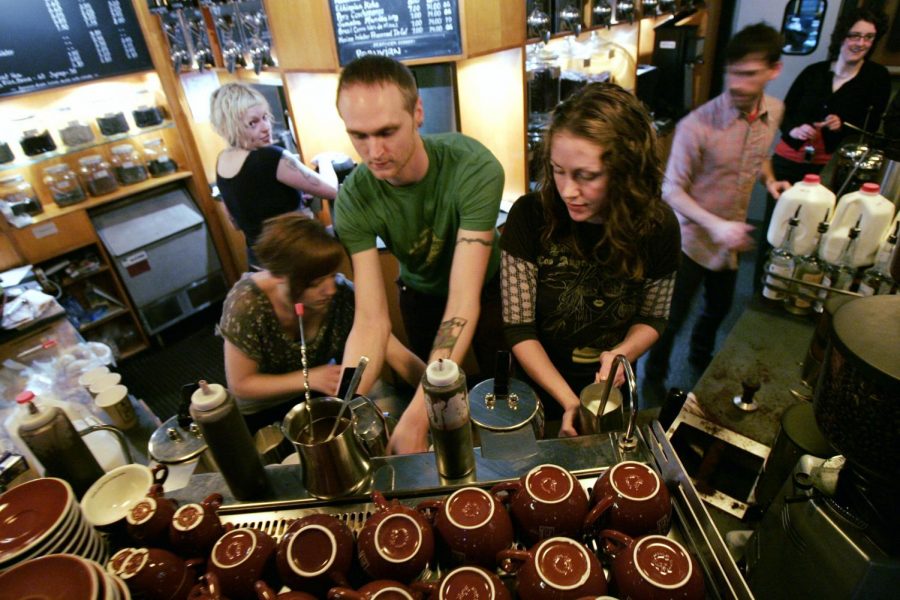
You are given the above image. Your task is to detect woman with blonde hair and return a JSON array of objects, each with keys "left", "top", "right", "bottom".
[
  {"left": 500, "top": 82, "right": 680, "bottom": 436},
  {"left": 210, "top": 82, "right": 337, "bottom": 264},
  {"left": 219, "top": 213, "right": 424, "bottom": 432}
]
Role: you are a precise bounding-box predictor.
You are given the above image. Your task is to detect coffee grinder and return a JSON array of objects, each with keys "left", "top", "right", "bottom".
[{"left": 745, "top": 296, "right": 900, "bottom": 598}]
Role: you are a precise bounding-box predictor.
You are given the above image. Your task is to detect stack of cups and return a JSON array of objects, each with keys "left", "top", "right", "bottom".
[{"left": 81, "top": 367, "right": 138, "bottom": 430}]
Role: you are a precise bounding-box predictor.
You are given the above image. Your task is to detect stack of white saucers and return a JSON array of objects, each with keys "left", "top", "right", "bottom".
[
  {"left": 0, "top": 477, "right": 108, "bottom": 572},
  {"left": 0, "top": 553, "right": 130, "bottom": 599}
]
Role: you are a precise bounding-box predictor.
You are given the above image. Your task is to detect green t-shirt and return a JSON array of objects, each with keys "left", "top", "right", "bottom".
[{"left": 334, "top": 133, "right": 504, "bottom": 296}]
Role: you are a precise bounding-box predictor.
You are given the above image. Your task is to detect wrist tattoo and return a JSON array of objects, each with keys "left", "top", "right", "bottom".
[
  {"left": 432, "top": 317, "right": 468, "bottom": 356},
  {"left": 457, "top": 237, "right": 492, "bottom": 247}
]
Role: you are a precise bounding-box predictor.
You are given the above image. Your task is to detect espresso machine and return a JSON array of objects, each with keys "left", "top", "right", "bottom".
[{"left": 745, "top": 296, "right": 900, "bottom": 598}]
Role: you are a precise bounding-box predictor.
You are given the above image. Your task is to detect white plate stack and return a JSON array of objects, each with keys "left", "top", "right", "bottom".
[{"left": 0, "top": 477, "right": 109, "bottom": 572}]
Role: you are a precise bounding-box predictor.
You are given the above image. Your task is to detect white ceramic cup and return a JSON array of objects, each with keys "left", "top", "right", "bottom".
[
  {"left": 81, "top": 464, "right": 153, "bottom": 529},
  {"left": 95, "top": 384, "right": 138, "bottom": 430},
  {"left": 89, "top": 372, "right": 122, "bottom": 397}
]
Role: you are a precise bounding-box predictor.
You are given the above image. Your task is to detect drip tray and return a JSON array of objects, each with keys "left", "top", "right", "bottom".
[{"left": 667, "top": 395, "right": 770, "bottom": 518}]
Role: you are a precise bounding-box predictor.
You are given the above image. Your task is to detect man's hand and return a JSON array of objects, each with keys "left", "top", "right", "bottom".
[
  {"left": 308, "top": 364, "right": 342, "bottom": 395},
  {"left": 817, "top": 114, "right": 842, "bottom": 132},
  {"left": 789, "top": 124, "right": 818, "bottom": 140},
  {"left": 709, "top": 219, "right": 755, "bottom": 252},
  {"left": 766, "top": 179, "right": 792, "bottom": 200}
]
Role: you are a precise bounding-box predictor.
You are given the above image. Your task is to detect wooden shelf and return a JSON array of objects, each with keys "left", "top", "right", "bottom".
[
  {"left": 61, "top": 264, "right": 110, "bottom": 287},
  {"left": 119, "top": 343, "right": 149, "bottom": 360},
  {"left": 78, "top": 307, "right": 129, "bottom": 332}
]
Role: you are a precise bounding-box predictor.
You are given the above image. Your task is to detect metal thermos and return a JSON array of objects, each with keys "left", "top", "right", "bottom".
[
  {"left": 16, "top": 391, "right": 103, "bottom": 498},
  {"left": 190, "top": 381, "right": 269, "bottom": 500},
  {"left": 422, "top": 359, "right": 475, "bottom": 479}
]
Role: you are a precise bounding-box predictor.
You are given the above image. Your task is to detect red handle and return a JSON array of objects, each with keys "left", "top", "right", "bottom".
[
  {"left": 328, "top": 586, "right": 364, "bottom": 600},
  {"left": 583, "top": 496, "right": 613, "bottom": 532},
  {"left": 599, "top": 529, "right": 633, "bottom": 557},
  {"left": 497, "top": 548, "right": 530, "bottom": 574},
  {"left": 202, "top": 493, "right": 224, "bottom": 511},
  {"left": 372, "top": 491, "right": 389, "bottom": 511},
  {"left": 255, "top": 580, "right": 277, "bottom": 600},
  {"left": 415, "top": 499, "right": 442, "bottom": 523},
  {"left": 152, "top": 463, "right": 169, "bottom": 486},
  {"left": 490, "top": 481, "right": 521, "bottom": 504},
  {"left": 411, "top": 580, "right": 438, "bottom": 599}
]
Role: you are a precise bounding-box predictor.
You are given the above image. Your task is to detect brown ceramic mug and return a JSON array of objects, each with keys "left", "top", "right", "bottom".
[
  {"left": 256, "top": 580, "right": 317, "bottom": 600},
  {"left": 416, "top": 487, "right": 514, "bottom": 569},
  {"left": 491, "top": 464, "right": 589, "bottom": 545},
  {"left": 585, "top": 461, "right": 671, "bottom": 538},
  {"left": 127, "top": 490, "right": 179, "bottom": 548},
  {"left": 188, "top": 573, "right": 228, "bottom": 600},
  {"left": 329, "top": 580, "right": 421, "bottom": 600},
  {"left": 209, "top": 528, "right": 278, "bottom": 600},
  {"left": 498, "top": 537, "right": 607, "bottom": 600},
  {"left": 601, "top": 530, "right": 705, "bottom": 600},
  {"left": 118, "top": 546, "right": 203, "bottom": 600},
  {"left": 357, "top": 491, "right": 435, "bottom": 583},
  {"left": 107, "top": 547, "right": 137, "bottom": 576},
  {"left": 171, "top": 493, "right": 227, "bottom": 557},
  {"left": 276, "top": 514, "right": 354, "bottom": 595},
  {"left": 412, "top": 566, "right": 511, "bottom": 600}
]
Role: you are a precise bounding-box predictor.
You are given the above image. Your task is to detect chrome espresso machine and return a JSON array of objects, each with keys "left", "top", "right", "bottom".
[{"left": 745, "top": 296, "right": 900, "bottom": 598}]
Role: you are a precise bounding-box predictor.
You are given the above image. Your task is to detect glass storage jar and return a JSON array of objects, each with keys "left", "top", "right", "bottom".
[
  {"left": 43, "top": 163, "right": 87, "bottom": 206},
  {"left": 79, "top": 155, "right": 119, "bottom": 196},
  {"left": 14, "top": 114, "right": 58, "bottom": 157},
  {"left": 110, "top": 143, "right": 148, "bottom": 185},
  {"left": 132, "top": 89, "right": 165, "bottom": 128},
  {"left": 0, "top": 174, "right": 43, "bottom": 217},
  {"left": 143, "top": 138, "right": 178, "bottom": 177},
  {"left": 96, "top": 111, "right": 130, "bottom": 136},
  {"left": 0, "top": 141, "right": 13, "bottom": 164},
  {"left": 56, "top": 107, "right": 95, "bottom": 147}
]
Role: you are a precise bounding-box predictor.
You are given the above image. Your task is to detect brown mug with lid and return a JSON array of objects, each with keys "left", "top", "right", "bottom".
[
  {"left": 411, "top": 566, "right": 511, "bottom": 600},
  {"left": 126, "top": 464, "right": 176, "bottom": 547},
  {"left": 498, "top": 537, "right": 607, "bottom": 600},
  {"left": 329, "top": 579, "right": 421, "bottom": 600},
  {"left": 209, "top": 528, "right": 278, "bottom": 600},
  {"left": 171, "top": 493, "right": 227, "bottom": 557},
  {"left": 357, "top": 491, "right": 435, "bottom": 582},
  {"left": 416, "top": 486, "right": 514, "bottom": 568},
  {"left": 585, "top": 461, "right": 671, "bottom": 538},
  {"left": 276, "top": 514, "right": 354, "bottom": 595},
  {"left": 118, "top": 546, "right": 203, "bottom": 600},
  {"left": 601, "top": 530, "right": 705, "bottom": 600},
  {"left": 256, "top": 580, "right": 317, "bottom": 600},
  {"left": 491, "top": 464, "right": 589, "bottom": 545}
]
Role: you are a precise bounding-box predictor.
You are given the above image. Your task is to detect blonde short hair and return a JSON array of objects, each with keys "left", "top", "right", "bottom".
[{"left": 209, "top": 82, "right": 270, "bottom": 148}]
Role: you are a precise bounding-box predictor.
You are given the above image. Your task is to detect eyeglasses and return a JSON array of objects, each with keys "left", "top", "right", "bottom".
[{"left": 846, "top": 32, "right": 876, "bottom": 42}]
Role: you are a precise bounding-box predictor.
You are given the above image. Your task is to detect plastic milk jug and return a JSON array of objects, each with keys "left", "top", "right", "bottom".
[
  {"left": 821, "top": 183, "right": 896, "bottom": 267},
  {"left": 767, "top": 174, "right": 835, "bottom": 256}
]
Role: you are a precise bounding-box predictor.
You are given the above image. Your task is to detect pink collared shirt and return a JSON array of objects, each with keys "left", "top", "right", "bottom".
[{"left": 663, "top": 92, "right": 784, "bottom": 270}]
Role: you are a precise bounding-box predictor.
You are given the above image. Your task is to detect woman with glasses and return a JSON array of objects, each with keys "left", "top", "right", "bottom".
[
  {"left": 500, "top": 83, "right": 680, "bottom": 437},
  {"left": 210, "top": 83, "right": 338, "bottom": 266},
  {"left": 769, "top": 7, "right": 890, "bottom": 186}
]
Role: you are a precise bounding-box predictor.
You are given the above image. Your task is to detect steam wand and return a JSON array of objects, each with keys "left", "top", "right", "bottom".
[{"left": 295, "top": 303, "right": 311, "bottom": 405}]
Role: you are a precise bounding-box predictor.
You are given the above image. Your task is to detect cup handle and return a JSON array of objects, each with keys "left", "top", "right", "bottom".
[
  {"left": 329, "top": 569, "right": 351, "bottom": 588},
  {"left": 202, "top": 492, "right": 224, "bottom": 510},
  {"left": 599, "top": 529, "right": 633, "bottom": 557},
  {"left": 490, "top": 481, "right": 520, "bottom": 504},
  {"left": 372, "top": 490, "right": 389, "bottom": 511},
  {"left": 411, "top": 580, "right": 438, "bottom": 599},
  {"left": 329, "top": 588, "right": 364, "bottom": 600},
  {"left": 415, "top": 499, "right": 441, "bottom": 523},
  {"left": 497, "top": 548, "right": 530, "bottom": 574},
  {"left": 148, "top": 483, "right": 165, "bottom": 498},
  {"left": 152, "top": 463, "right": 169, "bottom": 486},
  {"left": 255, "top": 580, "right": 278, "bottom": 600},
  {"left": 583, "top": 496, "right": 613, "bottom": 533}
]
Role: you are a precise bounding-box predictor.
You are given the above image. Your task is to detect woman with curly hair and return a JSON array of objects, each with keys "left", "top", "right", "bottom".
[{"left": 500, "top": 83, "right": 680, "bottom": 436}]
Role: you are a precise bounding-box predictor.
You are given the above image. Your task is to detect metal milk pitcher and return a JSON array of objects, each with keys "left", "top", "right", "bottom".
[{"left": 282, "top": 396, "right": 386, "bottom": 499}]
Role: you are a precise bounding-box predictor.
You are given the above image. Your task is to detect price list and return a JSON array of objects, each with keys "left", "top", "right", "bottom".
[
  {"left": 0, "top": 0, "right": 152, "bottom": 97},
  {"left": 330, "top": 0, "right": 462, "bottom": 66}
]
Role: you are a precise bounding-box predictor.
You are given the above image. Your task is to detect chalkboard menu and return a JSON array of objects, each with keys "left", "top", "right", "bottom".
[
  {"left": 0, "top": 0, "right": 153, "bottom": 97},
  {"left": 330, "top": 0, "right": 462, "bottom": 66}
]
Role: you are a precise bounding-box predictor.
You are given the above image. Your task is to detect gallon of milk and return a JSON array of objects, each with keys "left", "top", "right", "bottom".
[
  {"left": 821, "top": 183, "right": 896, "bottom": 266},
  {"left": 767, "top": 174, "right": 835, "bottom": 256}
]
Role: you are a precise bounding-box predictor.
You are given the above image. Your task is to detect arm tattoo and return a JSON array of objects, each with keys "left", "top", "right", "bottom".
[
  {"left": 283, "top": 155, "right": 320, "bottom": 184},
  {"left": 431, "top": 317, "right": 468, "bottom": 357},
  {"left": 457, "top": 236, "right": 492, "bottom": 247}
]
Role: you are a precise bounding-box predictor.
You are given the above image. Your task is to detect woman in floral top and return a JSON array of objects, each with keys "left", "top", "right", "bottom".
[{"left": 219, "top": 213, "right": 423, "bottom": 431}]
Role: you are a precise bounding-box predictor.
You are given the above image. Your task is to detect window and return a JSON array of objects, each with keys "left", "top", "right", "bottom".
[{"left": 781, "top": 0, "right": 827, "bottom": 55}]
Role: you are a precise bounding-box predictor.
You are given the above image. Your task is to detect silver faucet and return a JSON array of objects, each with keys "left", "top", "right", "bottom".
[{"left": 595, "top": 354, "right": 639, "bottom": 451}]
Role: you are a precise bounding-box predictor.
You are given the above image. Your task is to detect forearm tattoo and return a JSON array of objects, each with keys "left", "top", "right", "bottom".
[
  {"left": 283, "top": 155, "right": 320, "bottom": 184},
  {"left": 432, "top": 317, "right": 469, "bottom": 357},
  {"left": 457, "top": 236, "right": 492, "bottom": 247}
]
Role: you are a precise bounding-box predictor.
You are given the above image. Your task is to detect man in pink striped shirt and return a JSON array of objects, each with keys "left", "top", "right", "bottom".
[{"left": 645, "top": 23, "right": 786, "bottom": 393}]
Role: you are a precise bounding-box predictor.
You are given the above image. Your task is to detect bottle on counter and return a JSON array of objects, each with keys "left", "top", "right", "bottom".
[
  {"left": 110, "top": 143, "right": 149, "bottom": 185},
  {"left": 422, "top": 358, "right": 475, "bottom": 479},
  {"left": 766, "top": 174, "right": 835, "bottom": 256},
  {"left": 762, "top": 206, "right": 801, "bottom": 301},
  {"left": 43, "top": 163, "right": 87, "bottom": 207},
  {"left": 821, "top": 183, "right": 894, "bottom": 266},
  {"left": 189, "top": 380, "right": 269, "bottom": 500},
  {"left": 787, "top": 217, "right": 830, "bottom": 315},
  {"left": 823, "top": 218, "right": 862, "bottom": 294},
  {"left": 858, "top": 223, "right": 898, "bottom": 296},
  {"left": 78, "top": 154, "right": 119, "bottom": 196},
  {"left": 15, "top": 391, "right": 104, "bottom": 498},
  {"left": 143, "top": 138, "right": 178, "bottom": 177}
]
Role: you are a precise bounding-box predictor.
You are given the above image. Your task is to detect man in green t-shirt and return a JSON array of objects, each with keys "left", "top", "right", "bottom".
[{"left": 334, "top": 55, "right": 505, "bottom": 454}]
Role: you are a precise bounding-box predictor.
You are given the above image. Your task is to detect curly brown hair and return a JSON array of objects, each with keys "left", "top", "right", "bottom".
[{"left": 538, "top": 82, "right": 667, "bottom": 280}]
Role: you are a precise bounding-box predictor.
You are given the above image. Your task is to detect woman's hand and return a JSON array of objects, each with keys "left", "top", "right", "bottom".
[
  {"left": 308, "top": 364, "right": 342, "bottom": 395},
  {"left": 559, "top": 403, "right": 580, "bottom": 437},
  {"left": 789, "top": 123, "right": 818, "bottom": 141},
  {"left": 817, "top": 114, "right": 842, "bottom": 132},
  {"left": 596, "top": 351, "right": 626, "bottom": 388}
]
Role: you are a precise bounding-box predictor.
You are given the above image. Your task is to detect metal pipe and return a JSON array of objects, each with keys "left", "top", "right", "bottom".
[
  {"left": 596, "top": 354, "right": 639, "bottom": 451},
  {"left": 79, "top": 424, "right": 134, "bottom": 465}
]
